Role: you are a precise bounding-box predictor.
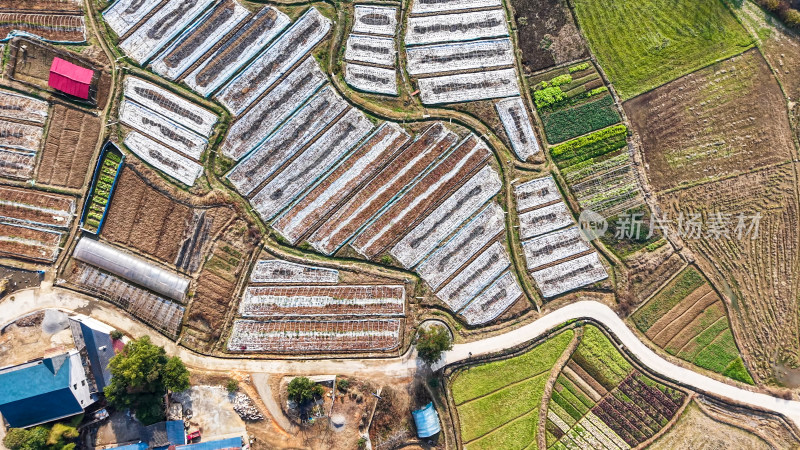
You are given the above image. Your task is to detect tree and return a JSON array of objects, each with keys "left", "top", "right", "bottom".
[
  {"left": 415, "top": 325, "right": 453, "bottom": 365},
  {"left": 287, "top": 377, "right": 323, "bottom": 405},
  {"left": 110, "top": 329, "right": 123, "bottom": 340},
  {"left": 3, "top": 426, "right": 48, "bottom": 450},
  {"left": 226, "top": 379, "right": 239, "bottom": 393},
  {"left": 104, "top": 335, "right": 190, "bottom": 425}
]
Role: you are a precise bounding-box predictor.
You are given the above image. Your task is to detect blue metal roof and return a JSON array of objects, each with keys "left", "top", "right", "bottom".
[
  {"left": 175, "top": 437, "right": 242, "bottom": 450},
  {"left": 412, "top": 402, "right": 441, "bottom": 438},
  {"left": 111, "top": 443, "right": 148, "bottom": 450},
  {"left": 0, "top": 355, "right": 83, "bottom": 427},
  {"left": 80, "top": 322, "right": 114, "bottom": 392}
]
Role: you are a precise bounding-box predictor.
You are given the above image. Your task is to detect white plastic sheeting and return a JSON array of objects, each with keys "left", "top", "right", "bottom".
[
  {"left": 0, "top": 147, "right": 36, "bottom": 180},
  {"left": 250, "top": 108, "right": 374, "bottom": 221},
  {"left": 352, "top": 5, "right": 397, "bottom": 36},
  {"left": 418, "top": 68, "right": 519, "bottom": 104},
  {"left": 460, "top": 270, "right": 522, "bottom": 325},
  {"left": 391, "top": 165, "right": 502, "bottom": 268},
  {"left": 124, "top": 77, "right": 217, "bottom": 137},
  {"left": 345, "top": 64, "right": 398, "bottom": 96},
  {"left": 228, "top": 319, "right": 402, "bottom": 352},
  {"left": 406, "top": 38, "right": 513, "bottom": 75},
  {"left": 521, "top": 226, "right": 591, "bottom": 270},
  {"left": 238, "top": 285, "right": 405, "bottom": 317},
  {"left": 345, "top": 34, "right": 396, "bottom": 66},
  {"left": 531, "top": 252, "right": 608, "bottom": 298},
  {"left": 220, "top": 58, "right": 326, "bottom": 160},
  {"left": 183, "top": 6, "right": 290, "bottom": 97},
  {"left": 0, "top": 119, "right": 44, "bottom": 152},
  {"left": 150, "top": 0, "right": 249, "bottom": 80},
  {"left": 226, "top": 86, "right": 348, "bottom": 196},
  {"left": 73, "top": 238, "right": 190, "bottom": 302},
  {"left": 514, "top": 176, "right": 561, "bottom": 211},
  {"left": 250, "top": 259, "right": 339, "bottom": 283},
  {"left": 405, "top": 10, "right": 508, "bottom": 46},
  {"left": 0, "top": 89, "right": 49, "bottom": 124},
  {"left": 102, "top": 0, "right": 163, "bottom": 37},
  {"left": 215, "top": 8, "right": 331, "bottom": 115},
  {"left": 119, "top": 99, "right": 206, "bottom": 159},
  {"left": 119, "top": 0, "right": 215, "bottom": 63},
  {"left": 123, "top": 131, "right": 204, "bottom": 186},
  {"left": 518, "top": 201, "right": 573, "bottom": 239},
  {"left": 410, "top": 0, "right": 501, "bottom": 15},
  {"left": 496, "top": 96, "right": 541, "bottom": 161},
  {"left": 436, "top": 241, "right": 510, "bottom": 311}
]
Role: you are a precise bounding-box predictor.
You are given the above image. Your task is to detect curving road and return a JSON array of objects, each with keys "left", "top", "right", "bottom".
[{"left": 3, "top": 287, "right": 800, "bottom": 430}]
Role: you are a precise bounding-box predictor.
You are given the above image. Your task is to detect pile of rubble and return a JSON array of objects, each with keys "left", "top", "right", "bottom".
[{"left": 232, "top": 393, "right": 264, "bottom": 421}]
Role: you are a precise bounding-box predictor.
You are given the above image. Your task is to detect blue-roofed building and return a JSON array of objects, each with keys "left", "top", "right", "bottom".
[
  {"left": 110, "top": 443, "right": 148, "bottom": 450},
  {"left": 412, "top": 402, "right": 441, "bottom": 439},
  {"left": 175, "top": 436, "right": 242, "bottom": 450},
  {"left": 0, "top": 350, "right": 94, "bottom": 428},
  {"left": 70, "top": 315, "right": 116, "bottom": 394}
]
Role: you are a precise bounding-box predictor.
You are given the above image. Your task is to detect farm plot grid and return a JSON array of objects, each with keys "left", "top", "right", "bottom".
[
  {"left": 450, "top": 330, "right": 574, "bottom": 449},
  {"left": 228, "top": 319, "right": 402, "bottom": 353},
  {"left": 250, "top": 259, "right": 339, "bottom": 284},
  {"left": 0, "top": 89, "right": 48, "bottom": 125},
  {"left": 344, "top": 10, "right": 399, "bottom": 96},
  {"left": 345, "top": 63, "right": 398, "bottom": 96},
  {"left": 0, "top": 186, "right": 74, "bottom": 263},
  {"left": 273, "top": 122, "right": 410, "bottom": 246},
  {"left": 118, "top": 0, "right": 215, "bottom": 64},
  {"left": 0, "top": 95, "right": 47, "bottom": 179},
  {"left": 64, "top": 261, "right": 184, "bottom": 337},
  {"left": 182, "top": 6, "right": 291, "bottom": 97},
  {"left": 150, "top": 0, "right": 250, "bottom": 81},
  {"left": 417, "top": 68, "right": 520, "bottom": 104},
  {"left": 513, "top": 176, "right": 608, "bottom": 298},
  {"left": 631, "top": 266, "right": 754, "bottom": 384},
  {"left": 215, "top": 7, "right": 331, "bottom": 115},
  {"left": 119, "top": 99, "right": 207, "bottom": 160},
  {"left": 124, "top": 76, "right": 217, "bottom": 137},
  {"left": 0, "top": 13, "right": 85, "bottom": 43},
  {"left": 238, "top": 285, "right": 405, "bottom": 317},
  {"left": 36, "top": 104, "right": 101, "bottom": 189},
  {"left": 544, "top": 326, "right": 687, "bottom": 449},
  {"left": 495, "top": 96, "right": 541, "bottom": 161},
  {"left": 124, "top": 131, "right": 204, "bottom": 186},
  {"left": 220, "top": 57, "right": 326, "bottom": 160},
  {"left": 405, "top": 38, "right": 514, "bottom": 76},
  {"left": 352, "top": 5, "right": 397, "bottom": 36},
  {"left": 436, "top": 241, "right": 512, "bottom": 312}
]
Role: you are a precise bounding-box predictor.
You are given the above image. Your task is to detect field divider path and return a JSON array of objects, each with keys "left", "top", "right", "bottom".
[{"left": 538, "top": 327, "right": 582, "bottom": 450}]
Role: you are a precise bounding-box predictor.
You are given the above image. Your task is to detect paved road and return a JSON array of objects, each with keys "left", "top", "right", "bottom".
[{"left": 4, "top": 287, "right": 800, "bottom": 429}]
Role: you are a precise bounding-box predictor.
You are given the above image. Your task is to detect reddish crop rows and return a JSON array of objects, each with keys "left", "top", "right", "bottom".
[
  {"left": 352, "top": 134, "right": 490, "bottom": 258},
  {"left": 0, "top": 222, "right": 62, "bottom": 262},
  {"left": 0, "top": 185, "right": 74, "bottom": 228}
]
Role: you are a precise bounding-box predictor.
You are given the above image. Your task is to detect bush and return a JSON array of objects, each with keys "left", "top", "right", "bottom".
[
  {"left": 4, "top": 426, "right": 49, "bottom": 450},
  {"left": 336, "top": 378, "right": 350, "bottom": 392},
  {"left": 357, "top": 437, "right": 367, "bottom": 449},
  {"left": 288, "top": 377, "right": 323, "bottom": 405},
  {"left": 110, "top": 329, "right": 123, "bottom": 340},
  {"left": 226, "top": 379, "right": 239, "bottom": 393},
  {"left": 534, "top": 86, "right": 567, "bottom": 109},
  {"left": 416, "top": 325, "right": 453, "bottom": 365},
  {"left": 569, "top": 62, "right": 590, "bottom": 73}
]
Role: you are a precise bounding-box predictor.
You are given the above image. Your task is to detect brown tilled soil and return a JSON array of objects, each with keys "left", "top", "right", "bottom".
[
  {"left": 663, "top": 305, "right": 727, "bottom": 354},
  {"left": 101, "top": 166, "right": 233, "bottom": 267},
  {"left": 508, "top": 0, "right": 588, "bottom": 73},
  {"left": 647, "top": 285, "right": 720, "bottom": 346},
  {"left": 37, "top": 104, "right": 101, "bottom": 189},
  {"left": 0, "top": 14, "right": 84, "bottom": 42},
  {"left": 657, "top": 163, "right": 800, "bottom": 383},
  {"left": 0, "top": 0, "right": 81, "bottom": 12},
  {"left": 626, "top": 49, "right": 794, "bottom": 192}
]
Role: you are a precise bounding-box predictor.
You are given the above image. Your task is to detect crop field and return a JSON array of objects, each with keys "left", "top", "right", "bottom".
[
  {"left": 119, "top": 100, "right": 207, "bottom": 160},
  {"left": 228, "top": 319, "right": 402, "bottom": 353},
  {"left": 522, "top": 226, "right": 591, "bottom": 271},
  {"left": 221, "top": 58, "right": 326, "bottom": 160},
  {"left": 450, "top": 329, "right": 574, "bottom": 449},
  {"left": 417, "top": 68, "right": 520, "bottom": 104},
  {"left": 571, "top": 0, "right": 753, "bottom": 99},
  {"left": 495, "top": 96, "right": 541, "bottom": 161},
  {"left": 351, "top": 134, "right": 490, "bottom": 259},
  {"left": 124, "top": 77, "right": 217, "bottom": 138},
  {"left": 102, "top": 0, "right": 162, "bottom": 37},
  {"left": 518, "top": 202, "right": 573, "bottom": 240},
  {"left": 405, "top": 38, "right": 514, "bottom": 76},
  {"left": 102, "top": 166, "right": 233, "bottom": 271},
  {"left": 545, "top": 326, "right": 687, "bottom": 449},
  {"left": 0, "top": 0, "right": 81, "bottom": 12},
  {"left": 250, "top": 260, "right": 339, "bottom": 284},
  {"left": 37, "top": 104, "right": 101, "bottom": 189},
  {"left": 0, "top": 13, "right": 85, "bottom": 43},
  {"left": 515, "top": 176, "right": 561, "bottom": 211},
  {"left": 64, "top": 261, "right": 184, "bottom": 337},
  {"left": 238, "top": 285, "right": 405, "bottom": 317},
  {"left": 437, "top": 241, "right": 511, "bottom": 312},
  {"left": 391, "top": 165, "right": 502, "bottom": 268},
  {"left": 215, "top": 8, "right": 331, "bottom": 114},
  {"left": 123, "top": 132, "right": 203, "bottom": 186},
  {"left": 186, "top": 218, "right": 259, "bottom": 344},
  {"left": 0, "top": 148, "right": 35, "bottom": 180},
  {"left": 0, "top": 119, "right": 45, "bottom": 153},
  {"left": 308, "top": 123, "right": 457, "bottom": 256},
  {"left": 345, "top": 64, "right": 398, "bottom": 96},
  {"left": 0, "top": 186, "right": 73, "bottom": 262},
  {"left": 249, "top": 109, "right": 374, "bottom": 221},
  {"left": 0, "top": 89, "right": 48, "bottom": 125},
  {"left": 273, "top": 123, "right": 410, "bottom": 246},
  {"left": 632, "top": 267, "right": 753, "bottom": 384},
  {"left": 531, "top": 253, "right": 608, "bottom": 298},
  {"left": 541, "top": 96, "right": 620, "bottom": 145},
  {"left": 81, "top": 145, "right": 122, "bottom": 234},
  {"left": 345, "top": 34, "right": 396, "bottom": 67},
  {"left": 410, "top": 0, "right": 500, "bottom": 15},
  {"left": 625, "top": 50, "right": 794, "bottom": 191},
  {"left": 508, "top": 0, "right": 588, "bottom": 73},
  {"left": 405, "top": 10, "right": 508, "bottom": 46},
  {"left": 183, "top": 6, "right": 290, "bottom": 97},
  {"left": 460, "top": 270, "right": 524, "bottom": 325},
  {"left": 0, "top": 222, "right": 62, "bottom": 262},
  {"left": 417, "top": 202, "right": 505, "bottom": 291},
  {"left": 226, "top": 86, "right": 348, "bottom": 196},
  {"left": 151, "top": 0, "right": 250, "bottom": 80},
  {"left": 352, "top": 4, "right": 397, "bottom": 36},
  {"left": 119, "top": 0, "right": 215, "bottom": 64}
]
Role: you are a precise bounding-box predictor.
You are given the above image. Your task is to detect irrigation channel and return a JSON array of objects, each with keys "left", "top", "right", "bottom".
[{"left": 3, "top": 287, "right": 800, "bottom": 429}]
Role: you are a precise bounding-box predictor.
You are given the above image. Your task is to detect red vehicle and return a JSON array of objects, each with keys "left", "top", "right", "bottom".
[{"left": 186, "top": 431, "right": 202, "bottom": 442}]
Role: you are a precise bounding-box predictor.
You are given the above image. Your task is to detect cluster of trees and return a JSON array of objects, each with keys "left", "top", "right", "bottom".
[
  {"left": 416, "top": 324, "right": 453, "bottom": 365},
  {"left": 3, "top": 417, "right": 80, "bottom": 450},
  {"left": 757, "top": 0, "right": 800, "bottom": 27}
]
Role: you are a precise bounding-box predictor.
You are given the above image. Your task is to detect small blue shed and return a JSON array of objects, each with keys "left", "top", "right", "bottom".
[{"left": 412, "top": 402, "right": 441, "bottom": 438}]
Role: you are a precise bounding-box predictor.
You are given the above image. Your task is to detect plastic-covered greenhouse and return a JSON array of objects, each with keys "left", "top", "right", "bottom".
[{"left": 73, "top": 238, "right": 189, "bottom": 302}]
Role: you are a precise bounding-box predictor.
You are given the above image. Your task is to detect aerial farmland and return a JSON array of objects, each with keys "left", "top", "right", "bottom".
[{"left": 1, "top": 0, "right": 800, "bottom": 448}]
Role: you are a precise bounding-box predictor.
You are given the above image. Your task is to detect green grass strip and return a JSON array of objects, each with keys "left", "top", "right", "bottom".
[
  {"left": 465, "top": 409, "right": 539, "bottom": 450},
  {"left": 632, "top": 267, "right": 706, "bottom": 332},
  {"left": 550, "top": 124, "right": 628, "bottom": 169}
]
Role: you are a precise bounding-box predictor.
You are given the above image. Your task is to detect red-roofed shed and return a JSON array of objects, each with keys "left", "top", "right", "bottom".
[{"left": 48, "top": 57, "right": 94, "bottom": 99}]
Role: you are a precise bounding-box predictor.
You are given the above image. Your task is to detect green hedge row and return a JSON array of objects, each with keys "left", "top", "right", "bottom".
[{"left": 550, "top": 124, "right": 628, "bottom": 168}]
